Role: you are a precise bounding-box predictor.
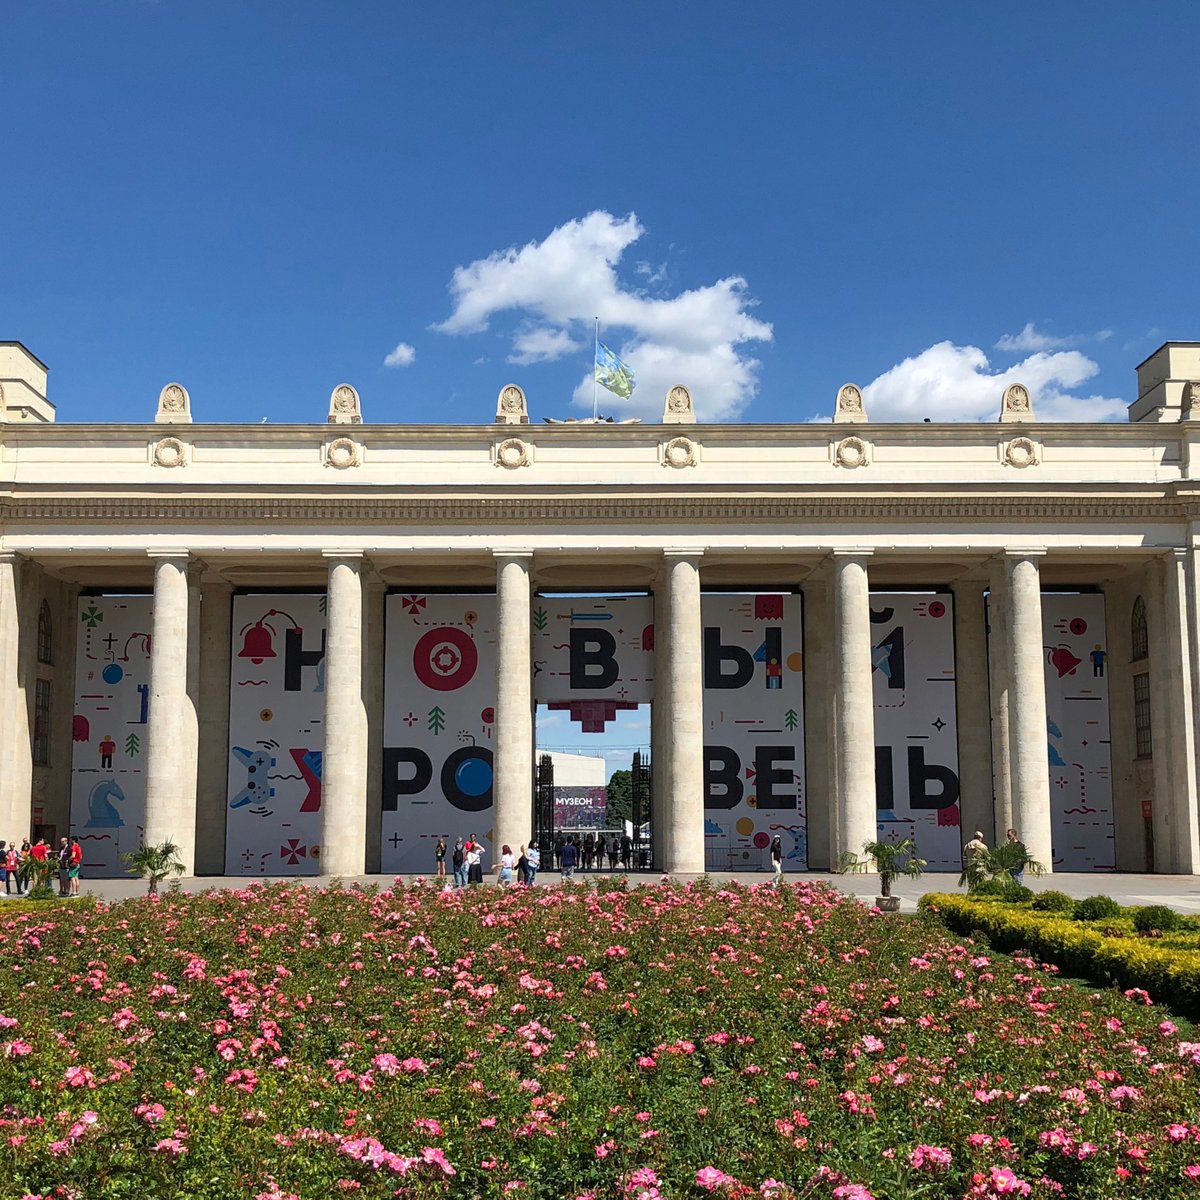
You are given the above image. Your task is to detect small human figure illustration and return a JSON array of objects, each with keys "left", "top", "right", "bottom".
[
  {"left": 766, "top": 657, "right": 783, "bottom": 689},
  {"left": 1090, "top": 644, "right": 1107, "bottom": 677},
  {"left": 98, "top": 734, "right": 116, "bottom": 769}
]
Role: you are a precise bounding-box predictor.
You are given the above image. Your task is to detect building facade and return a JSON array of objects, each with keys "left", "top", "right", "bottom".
[{"left": 3, "top": 340, "right": 1200, "bottom": 877}]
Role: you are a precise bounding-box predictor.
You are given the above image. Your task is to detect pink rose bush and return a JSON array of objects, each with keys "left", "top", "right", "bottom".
[{"left": 0, "top": 878, "right": 1198, "bottom": 1197}]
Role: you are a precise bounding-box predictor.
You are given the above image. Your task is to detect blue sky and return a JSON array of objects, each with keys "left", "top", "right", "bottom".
[{"left": 5, "top": 1, "right": 1199, "bottom": 425}]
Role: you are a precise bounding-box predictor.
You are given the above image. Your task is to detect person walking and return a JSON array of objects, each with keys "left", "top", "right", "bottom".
[
  {"left": 526, "top": 842, "right": 540, "bottom": 886},
  {"left": 68, "top": 838, "right": 83, "bottom": 896},
  {"left": 560, "top": 836, "right": 578, "bottom": 880},
  {"left": 451, "top": 838, "right": 467, "bottom": 888},
  {"left": 770, "top": 834, "right": 783, "bottom": 885},
  {"left": 499, "top": 844, "right": 515, "bottom": 885},
  {"left": 3, "top": 842, "right": 20, "bottom": 895},
  {"left": 435, "top": 837, "right": 447, "bottom": 878}
]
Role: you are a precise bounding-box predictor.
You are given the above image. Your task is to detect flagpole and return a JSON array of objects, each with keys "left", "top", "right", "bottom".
[{"left": 593, "top": 317, "right": 599, "bottom": 420}]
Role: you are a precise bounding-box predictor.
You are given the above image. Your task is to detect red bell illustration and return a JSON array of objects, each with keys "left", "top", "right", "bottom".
[
  {"left": 238, "top": 619, "right": 276, "bottom": 663},
  {"left": 1048, "top": 644, "right": 1082, "bottom": 678}
]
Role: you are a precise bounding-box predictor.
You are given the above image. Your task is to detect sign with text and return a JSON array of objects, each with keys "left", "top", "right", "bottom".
[
  {"left": 702, "top": 593, "right": 806, "bottom": 872},
  {"left": 533, "top": 596, "right": 654, "bottom": 705},
  {"left": 382, "top": 593, "right": 498, "bottom": 873}
]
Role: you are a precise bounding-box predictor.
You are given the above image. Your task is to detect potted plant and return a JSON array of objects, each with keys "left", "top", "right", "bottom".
[
  {"left": 840, "top": 836, "right": 926, "bottom": 912},
  {"left": 122, "top": 839, "right": 185, "bottom": 897},
  {"left": 959, "top": 839, "right": 1045, "bottom": 893}
]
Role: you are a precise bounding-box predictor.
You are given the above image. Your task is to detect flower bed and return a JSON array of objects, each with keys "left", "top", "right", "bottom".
[
  {"left": 2, "top": 880, "right": 1200, "bottom": 1199},
  {"left": 921, "top": 893, "right": 1200, "bottom": 1020}
]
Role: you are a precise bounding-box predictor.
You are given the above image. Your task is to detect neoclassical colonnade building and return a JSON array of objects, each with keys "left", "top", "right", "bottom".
[{"left": 2, "top": 339, "right": 1199, "bottom": 878}]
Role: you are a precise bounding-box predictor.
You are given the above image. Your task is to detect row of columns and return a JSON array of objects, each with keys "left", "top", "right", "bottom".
[{"left": 57, "top": 544, "right": 1200, "bottom": 876}]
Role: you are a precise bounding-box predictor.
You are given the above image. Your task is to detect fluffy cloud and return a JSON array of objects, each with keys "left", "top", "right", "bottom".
[
  {"left": 994, "top": 322, "right": 1112, "bottom": 353},
  {"left": 862, "top": 341, "right": 1126, "bottom": 423},
  {"left": 508, "top": 327, "right": 580, "bottom": 365},
  {"left": 384, "top": 342, "right": 416, "bottom": 368},
  {"left": 433, "top": 211, "right": 772, "bottom": 420}
]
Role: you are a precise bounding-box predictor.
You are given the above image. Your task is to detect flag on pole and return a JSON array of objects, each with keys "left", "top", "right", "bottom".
[{"left": 595, "top": 341, "right": 636, "bottom": 400}]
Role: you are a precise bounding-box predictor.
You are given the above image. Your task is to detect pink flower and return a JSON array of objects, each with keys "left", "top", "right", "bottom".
[
  {"left": 401, "top": 1056, "right": 429, "bottom": 1074},
  {"left": 696, "top": 1166, "right": 734, "bottom": 1191},
  {"left": 985, "top": 1167, "right": 1031, "bottom": 1196},
  {"left": 63, "top": 1065, "right": 95, "bottom": 1089},
  {"left": 420, "top": 1146, "right": 456, "bottom": 1175},
  {"left": 153, "top": 1137, "right": 188, "bottom": 1157},
  {"left": 909, "top": 1144, "right": 952, "bottom": 1170},
  {"left": 372, "top": 1053, "right": 401, "bottom": 1075},
  {"left": 861, "top": 1035, "right": 884, "bottom": 1053},
  {"left": 832, "top": 1187, "right": 875, "bottom": 1200}
]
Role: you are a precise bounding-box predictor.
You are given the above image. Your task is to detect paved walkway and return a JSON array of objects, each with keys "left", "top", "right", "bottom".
[{"left": 14, "top": 870, "right": 1200, "bottom": 914}]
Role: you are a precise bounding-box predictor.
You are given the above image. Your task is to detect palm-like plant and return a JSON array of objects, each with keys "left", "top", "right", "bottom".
[
  {"left": 122, "top": 840, "right": 185, "bottom": 896},
  {"left": 959, "top": 840, "right": 1046, "bottom": 891},
  {"left": 840, "top": 836, "right": 926, "bottom": 898}
]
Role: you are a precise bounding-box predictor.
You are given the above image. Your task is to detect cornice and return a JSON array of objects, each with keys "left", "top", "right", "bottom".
[{"left": 0, "top": 492, "right": 1185, "bottom": 525}]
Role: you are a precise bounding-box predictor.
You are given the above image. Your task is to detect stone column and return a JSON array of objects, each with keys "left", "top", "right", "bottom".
[
  {"left": 987, "top": 563, "right": 1013, "bottom": 840},
  {"left": 0, "top": 553, "right": 33, "bottom": 839},
  {"left": 1005, "top": 551, "right": 1053, "bottom": 872},
  {"left": 321, "top": 553, "right": 367, "bottom": 876},
  {"left": 1100, "top": 577, "right": 1144, "bottom": 872},
  {"left": 363, "top": 577, "right": 387, "bottom": 874},
  {"left": 801, "top": 573, "right": 833, "bottom": 870},
  {"left": 650, "top": 571, "right": 671, "bottom": 871},
  {"left": 1153, "top": 550, "right": 1200, "bottom": 872},
  {"left": 194, "top": 578, "right": 233, "bottom": 874},
  {"left": 832, "top": 552, "right": 876, "bottom": 862},
  {"left": 951, "top": 580, "right": 995, "bottom": 849},
  {"left": 662, "top": 551, "right": 704, "bottom": 874},
  {"left": 144, "top": 552, "right": 197, "bottom": 872},
  {"left": 494, "top": 553, "right": 534, "bottom": 864}
]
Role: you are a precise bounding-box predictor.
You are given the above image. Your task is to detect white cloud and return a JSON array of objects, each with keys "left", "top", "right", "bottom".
[
  {"left": 994, "top": 322, "right": 1113, "bottom": 353},
  {"left": 862, "top": 341, "right": 1126, "bottom": 422},
  {"left": 508, "top": 327, "right": 580, "bottom": 365},
  {"left": 384, "top": 342, "right": 416, "bottom": 368},
  {"left": 433, "top": 211, "right": 772, "bottom": 420}
]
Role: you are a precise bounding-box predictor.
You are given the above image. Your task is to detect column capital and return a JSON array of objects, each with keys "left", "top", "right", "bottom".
[
  {"left": 829, "top": 548, "right": 874, "bottom": 560},
  {"left": 661, "top": 548, "right": 704, "bottom": 560},
  {"left": 147, "top": 549, "right": 191, "bottom": 562},
  {"left": 492, "top": 549, "right": 534, "bottom": 560},
  {"left": 0, "top": 551, "right": 23, "bottom": 567},
  {"left": 321, "top": 550, "right": 365, "bottom": 562},
  {"left": 1000, "top": 548, "right": 1047, "bottom": 560}
]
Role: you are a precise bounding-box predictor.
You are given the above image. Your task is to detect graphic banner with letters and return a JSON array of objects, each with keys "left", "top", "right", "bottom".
[
  {"left": 702, "top": 593, "right": 806, "bottom": 872},
  {"left": 70, "top": 596, "right": 153, "bottom": 876},
  {"left": 226, "top": 594, "right": 327, "bottom": 876},
  {"left": 1042, "top": 593, "right": 1114, "bottom": 870},
  {"left": 871, "top": 593, "right": 961, "bottom": 870},
  {"left": 382, "top": 594, "right": 498, "bottom": 874},
  {"left": 533, "top": 596, "right": 654, "bottom": 717}
]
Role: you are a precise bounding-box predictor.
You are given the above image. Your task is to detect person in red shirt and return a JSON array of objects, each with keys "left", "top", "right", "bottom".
[
  {"left": 30, "top": 839, "right": 48, "bottom": 862},
  {"left": 69, "top": 837, "right": 83, "bottom": 896}
]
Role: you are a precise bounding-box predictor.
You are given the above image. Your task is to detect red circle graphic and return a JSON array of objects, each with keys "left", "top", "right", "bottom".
[
  {"left": 413, "top": 627, "right": 478, "bottom": 691},
  {"left": 927, "top": 600, "right": 946, "bottom": 619}
]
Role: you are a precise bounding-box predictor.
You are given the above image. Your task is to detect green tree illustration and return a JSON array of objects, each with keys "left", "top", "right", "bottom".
[
  {"left": 124, "top": 732, "right": 140, "bottom": 756},
  {"left": 427, "top": 706, "right": 446, "bottom": 735}
]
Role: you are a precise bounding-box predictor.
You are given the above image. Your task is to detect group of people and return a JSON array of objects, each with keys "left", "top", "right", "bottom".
[
  {"left": 963, "top": 827, "right": 1028, "bottom": 883},
  {"left": 434, "top": 835, "right": 543, "bottom": 887},
  {"left": 0, "top": 836, "right": 83, "bottom": 897}
]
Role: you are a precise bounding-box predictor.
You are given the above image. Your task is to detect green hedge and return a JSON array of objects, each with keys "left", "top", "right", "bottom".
[{"left": 920, "top": 893, "right": 1200, "bottom": 1018}]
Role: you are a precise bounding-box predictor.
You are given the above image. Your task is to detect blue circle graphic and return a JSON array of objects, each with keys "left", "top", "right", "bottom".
[
  {"left": 455, "top": 755, "right": 493, "bottom": 797},
  {"left": 101, "top": 663, "right": 124, "bottom": 684}
]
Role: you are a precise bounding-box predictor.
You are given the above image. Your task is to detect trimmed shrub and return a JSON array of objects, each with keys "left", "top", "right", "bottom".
[
  {"left": 972, "top": 877, "right": 1033, "bottom": 902},
  {"left": 921, "top": 892, "right": 1200, "bottom": 1018},
  {"left": 1075, "top": 894, "right": 1122, "bottom": 922},
  {"left": 1133, "top": 904, "right": 1183, "bottom": 934},
  {"left": 1032, "top": 890, "right": 1077, "bottom": 916}
]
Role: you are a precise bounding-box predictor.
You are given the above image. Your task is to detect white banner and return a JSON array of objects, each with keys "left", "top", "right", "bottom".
[
  {"left": 382, "top": 593, "right": 498, "bottom": 874},
  {"left": 226, "top": 594, "right": 326, "bottom": 876},
  {"left": 1042, "top": 594, "right": 1114, "bottom": 870},
  {"left": 69, "top": 596, "right": 153, "bottom": 876},
  {"left": 702, "top": 594, "right": 806, "bottom": 872},
  {"left": 871, "top": 593, "right": 961, "bottom": 870},
  {"left": 533, "top": 595, "right": 654, "bottom": 705}
]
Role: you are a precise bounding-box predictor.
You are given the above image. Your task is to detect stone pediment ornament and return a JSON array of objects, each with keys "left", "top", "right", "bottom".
[
  {"left": 325, "top": 436, "right": 362, "bottom": 469},
  {"left": 999, "top": 382, "right": 1033, "bottom": 422},
  {"left": 1001, "top": 436, "right": 1040, "bottom": 469},
  {"left": 155, "top": 382, "right": 192, "bottom": 424},
  {"left": 328, "top": 384, "right": 363, "bottom": 425},
  {"left": 833, "top": 383, "right": 866, "bottom": 424},
  {"left": 1182, "top": 381, "right": 1200, "bottom": 422},
  {"left": 832, "top": 435, "right": 870, "bottom": 468},
  {"left": 662, "top": 384, "right": 696, "bottom": 424},
  {"left": 151, "top": 436, "right": 188, "bottom": 468},
  {"left": 496, "top": 383, "right": 529, "bottom": 425},
  {"left": 661, "top": 435, "right": 698, "bottom": 468},
  {"left": 494, "top": 436, "right": 532, "bottom": 468}
]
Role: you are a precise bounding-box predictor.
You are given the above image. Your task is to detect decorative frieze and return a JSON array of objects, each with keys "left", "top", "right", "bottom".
[
  {"left": 494, "top": 437, "right": 532, "bottom": 469},
  {"left": 1001, "top": 436, "right": 1041, "bottom": 469},
  {"left": 325, "top": 436, "right": 363, "bottom": 469},
  {"left": 661, "top": 435, "right": 699, "bottom": 468},
  {"left": 151, "top": 436, "right": 189, "bottom": 468},
  {"left": 831, "top": 435, "right": 870, "bottom": 468}
]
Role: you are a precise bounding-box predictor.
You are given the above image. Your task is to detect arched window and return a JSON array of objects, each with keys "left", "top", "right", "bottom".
[
  {"left": 1131, "top": 595, "right": 1148, "bottom": 661},
  {"left": 36, "top": 600, "right": 52, "bottom": 665}
]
